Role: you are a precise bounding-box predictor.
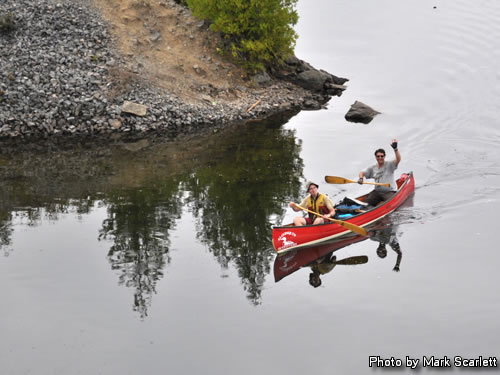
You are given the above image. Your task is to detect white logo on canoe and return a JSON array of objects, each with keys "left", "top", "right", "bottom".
[
  {"left": 279, "top": 250, "right": 298, "bottom": 272},
  {"left": 278, "top": 231, "right": 297, "bottom": 250}
]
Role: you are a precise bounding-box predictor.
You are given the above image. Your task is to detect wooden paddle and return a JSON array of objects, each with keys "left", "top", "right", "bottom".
[
  {"left": 332, "top": 255, "right": 368, "bottom": 265},
  {"left": 295, "top": 204, "right": 368, "bottom": 236},
  {"left": 325, "top": 175, "right": 390, "bottom": 187}
]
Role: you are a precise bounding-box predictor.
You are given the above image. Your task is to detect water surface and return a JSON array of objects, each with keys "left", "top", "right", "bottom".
[{"left": 1, "top": 0, "right": 500, "bottom": 374}]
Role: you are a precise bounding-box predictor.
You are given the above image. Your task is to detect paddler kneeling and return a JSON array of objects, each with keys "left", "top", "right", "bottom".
[{"left": 289, "top": 180, "right": 336, "bottom": 226}]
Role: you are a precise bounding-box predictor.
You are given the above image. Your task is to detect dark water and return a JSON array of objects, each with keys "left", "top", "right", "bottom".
[{"left": 2, "top": 0, "right": 500, "bottom": 374}]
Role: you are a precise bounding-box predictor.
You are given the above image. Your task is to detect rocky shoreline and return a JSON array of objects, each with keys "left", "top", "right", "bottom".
[{"left": 0, "top": 0, "right": 347, "bottom": 142}]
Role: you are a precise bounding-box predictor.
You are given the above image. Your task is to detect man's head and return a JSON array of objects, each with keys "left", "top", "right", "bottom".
[
  {"left": 309, "top": 272, "right": 322, "bottom": 288},
  {"left": 374, "top": 148, "right": 386, "bottom": 165},
  {"left": 376, "top": 243, "right": 388, "bottom": 258}
]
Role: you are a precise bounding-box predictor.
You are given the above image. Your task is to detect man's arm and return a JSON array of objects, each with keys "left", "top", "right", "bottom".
[
  {"left": 324, "top": 196, "right": 336, "bottom": 218},
  {"left": 391, "top": 139, "right": 401, "bottom": 167},
  {"left": 358, "top": 167, "right": 371, "bottom": 183},
  {"left": 289, "top": 197, "right": 308, "bottom": 211}
]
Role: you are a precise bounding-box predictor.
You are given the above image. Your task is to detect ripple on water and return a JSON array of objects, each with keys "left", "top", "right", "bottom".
[{"left": 432, "top": 0, "right": 500, "bottom": 113}]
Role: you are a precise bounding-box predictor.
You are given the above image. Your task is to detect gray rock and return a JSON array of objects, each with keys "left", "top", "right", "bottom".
[
  {"left": 150, "top": 31, "right": 161, "bottom": 42},
  {"left": 252, "top": 72, "right": 272, "bottom": 87},
  {"left": 193, "top": 65, "right": 206, "bottom": 76},
  {"left": 284, "top": 55, "right": 300, "bottom": 66},
  {"left": 345, "top": 101, "right": 381, "bottom": 124},
  {"left": 295, "top": 70, "right": 330, "bottom": 91},
  {"left": 109, "top": 119, "right": 122, "bottom": 129},
  {"left": 122, "top": 101, "right": 148, "bottom": 116}
]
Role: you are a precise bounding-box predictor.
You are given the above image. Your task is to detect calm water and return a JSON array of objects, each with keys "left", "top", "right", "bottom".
[{"left": 2, "top": 0, "right": 500, "bottom": 374}]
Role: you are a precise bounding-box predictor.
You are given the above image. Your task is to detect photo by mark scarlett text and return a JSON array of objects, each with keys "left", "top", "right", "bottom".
[{"left": 369, "top": 355, "right": 497, "bottom": 370}]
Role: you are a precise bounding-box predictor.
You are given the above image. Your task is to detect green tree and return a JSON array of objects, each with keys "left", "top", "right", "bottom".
[{"left": 186, "top": 0, "right": 298, "bottom": 71}]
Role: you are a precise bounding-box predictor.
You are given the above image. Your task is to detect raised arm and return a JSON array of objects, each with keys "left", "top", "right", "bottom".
[{"left": 391, "top": 138, "right": 401, "bottom": 167}]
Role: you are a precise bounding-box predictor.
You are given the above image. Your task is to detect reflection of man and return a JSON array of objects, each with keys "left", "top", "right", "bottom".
[
  {"left": 309, "top": 254, "right": 337, "bottom": 288},
  {"left": 308, "top": 252, "right": 369, "bottom": 287},
  {"left": 371, "top": 227, "right": 402, "bottom": 272}
]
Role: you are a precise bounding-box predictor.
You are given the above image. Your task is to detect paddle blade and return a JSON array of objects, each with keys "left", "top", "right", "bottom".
[
  {"left": 333, "top": 255, "right": 368, "bottom": 265},
  {"left": 331, "top": 218, "right": 368, "bottom": 236},
  {"left": 325, "top": 176, "right": 355, "bottom": 184}
]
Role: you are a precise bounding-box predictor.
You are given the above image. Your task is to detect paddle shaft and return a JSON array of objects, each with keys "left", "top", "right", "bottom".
[
  {"left": 295, "top": 205, "right": 367, "bottom": 236},
  {"left": 325, "top": 175, "right": 390, "bottom": 187}
]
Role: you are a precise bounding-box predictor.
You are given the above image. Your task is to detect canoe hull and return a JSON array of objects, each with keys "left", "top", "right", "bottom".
[
  {"left": 273, "top": 234, "right": 367, "bottom": 282},
  {"left": 272, "top": 172, "right": 415, "bottom": 253}
]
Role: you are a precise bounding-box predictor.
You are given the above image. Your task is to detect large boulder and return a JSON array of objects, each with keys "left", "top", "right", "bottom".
[
  {"left": 345, "top": 101, "right": 380, "bottom": 124},
  {"left": 296, "top": 70, "right": 331, "bottom": 91},
  {"left": 270, "top": 56, "right": 348, "bottom": 96}
]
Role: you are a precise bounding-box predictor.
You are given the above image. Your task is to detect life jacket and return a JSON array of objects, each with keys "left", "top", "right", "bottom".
[{"left": 306, "top": 193, "right": 330, "bottom": 221}]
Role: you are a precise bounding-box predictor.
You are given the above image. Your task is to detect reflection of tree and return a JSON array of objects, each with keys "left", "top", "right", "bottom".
[
  {"left": 0, "top": 173, "right": 99, "bottom": 256},
  {"left": 184, "top": 113, "right": 304, "bottom": 304},
  {"left": 1, "top": 111, "right": 305, "bottom": 309},
  {"left": 0, "top": 214, "right": 13, "bottom": 257},
  {"left": 98, "top": 179, "right": 183, "bottom": 318}
]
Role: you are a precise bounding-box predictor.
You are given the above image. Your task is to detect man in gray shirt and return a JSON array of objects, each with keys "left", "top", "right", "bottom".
[{"left": 358, "top": 139, "right": 402, "bottom": 206}]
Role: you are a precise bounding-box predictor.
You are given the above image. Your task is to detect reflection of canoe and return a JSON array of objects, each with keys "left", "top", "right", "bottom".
[
  {"left": 273, "top": 234, "right": 368, "bottom": 282},
  {"left": 272, "top": 172, "right": 415, "bottom": 253}
]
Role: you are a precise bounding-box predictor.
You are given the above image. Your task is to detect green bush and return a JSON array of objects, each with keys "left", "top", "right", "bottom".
[{"left": 186, "top": 0, "right": 298, "bottom": 72}]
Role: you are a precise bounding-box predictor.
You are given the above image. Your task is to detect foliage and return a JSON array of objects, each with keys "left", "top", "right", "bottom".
[{"left": 186, "top": 0, "right": 298, "bottom": 72}]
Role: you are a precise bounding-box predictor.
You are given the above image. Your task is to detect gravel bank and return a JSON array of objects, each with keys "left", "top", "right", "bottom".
[{"left": 0, "top": 0, "right": 344, "bottom": 141}]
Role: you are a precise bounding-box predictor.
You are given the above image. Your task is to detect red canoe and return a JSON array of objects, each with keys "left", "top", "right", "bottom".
[{"left": 272, "top": 172, "right": 415, "bottom": 253}]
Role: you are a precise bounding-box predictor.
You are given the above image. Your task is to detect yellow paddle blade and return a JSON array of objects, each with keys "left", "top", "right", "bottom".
[
  {"left": 329, "top": 217, "right": 368, "bottom": 236},
  {"left": 324, "top": 176, "right": 355, "bottom": 184}
]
